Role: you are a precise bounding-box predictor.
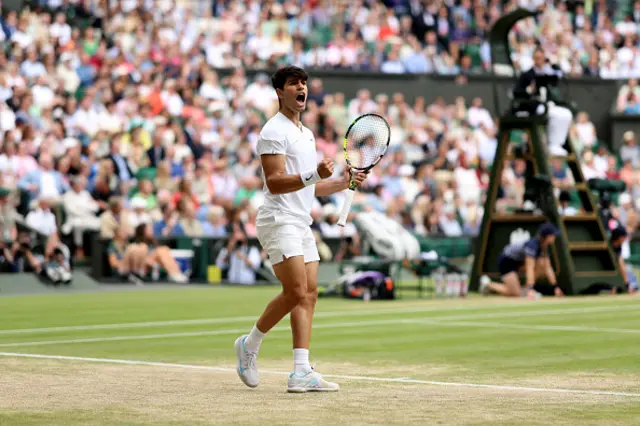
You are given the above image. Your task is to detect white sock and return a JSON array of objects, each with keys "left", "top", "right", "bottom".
[
  {"left": 293, "top": 348, "right": 312, "bottom": 374},
  {"left": 244, "top": 325, "right": 266, "bottom": 352}
]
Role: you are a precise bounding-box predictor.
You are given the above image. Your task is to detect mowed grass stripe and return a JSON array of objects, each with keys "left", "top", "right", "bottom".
[
  {"left": 1, "top": 305, "right": 639, "bottom": 348},
  {"left": 0, "top": 289, "right": 637, "bottom": 333},
  {"left": 0, "top": 301, "right": 636, "bottom": 341}
]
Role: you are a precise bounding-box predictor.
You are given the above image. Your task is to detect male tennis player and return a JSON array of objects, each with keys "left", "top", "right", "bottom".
[
  {"left": 479, "top": 223, "right": 564, "bottom": 298},
  {"left": 234, "top": 66, "right": 368, "bottom": 392}
]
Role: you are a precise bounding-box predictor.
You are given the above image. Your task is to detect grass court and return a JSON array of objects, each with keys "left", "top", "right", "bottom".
[{"left": 0, "top": 286, "right": 639, "bottom": 425}]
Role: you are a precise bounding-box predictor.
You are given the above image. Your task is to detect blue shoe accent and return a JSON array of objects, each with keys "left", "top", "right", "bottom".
[{"left": 238, "top": 336, "right": 248, "bottom": 373}]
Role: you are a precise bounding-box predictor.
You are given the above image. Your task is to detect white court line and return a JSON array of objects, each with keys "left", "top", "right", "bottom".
[
  {"left": 0, "top": 319, "right": 416, "bottom": 348},
  {"left": 0, "top": 300, "right": 555, "bottom": 335},
  {"left": 0, "top": 299, "right": 636, "bottom": 335},
  {"left": 0, "top": 351, "right": 638, "bottom": 398},
  {"left": 407, "top": 319, "right": 640, "bottom": 334},
  {"left": 0, "top": 305, "right": 636, "bottom": 348}
]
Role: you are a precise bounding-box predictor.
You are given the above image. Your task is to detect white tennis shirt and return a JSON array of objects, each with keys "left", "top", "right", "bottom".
[{"left": 256, "top": 112, "right": 317, "bottom": 227}]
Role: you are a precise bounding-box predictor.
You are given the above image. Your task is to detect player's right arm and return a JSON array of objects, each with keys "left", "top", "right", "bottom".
[
  {"left": 260, "top": 154, "right": 307, "bottom": 195},
  {"left": 261, "top": 154, "right": 333, "bottom": 195}
]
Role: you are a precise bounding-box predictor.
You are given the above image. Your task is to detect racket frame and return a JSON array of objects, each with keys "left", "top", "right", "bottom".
[{"left": 337, "top": 113, "right": 391, "bottom": 226}]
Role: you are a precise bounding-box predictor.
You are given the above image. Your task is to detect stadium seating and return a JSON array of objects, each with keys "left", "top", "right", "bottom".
[{"left": 0, "top": 0, "right": 638, "bottom": 279}]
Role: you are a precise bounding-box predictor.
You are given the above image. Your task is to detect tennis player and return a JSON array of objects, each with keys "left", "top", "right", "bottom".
[
  {"left": 480, "top": 223, "right": 564, "bottom": 298},
  {"left": 234, "top": 66, "right": 368, "bottom": 392}
]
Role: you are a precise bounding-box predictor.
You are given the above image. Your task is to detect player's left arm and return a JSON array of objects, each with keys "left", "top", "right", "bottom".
[{"left": 314, "top": 167, "right": 369, "bottom": 197}]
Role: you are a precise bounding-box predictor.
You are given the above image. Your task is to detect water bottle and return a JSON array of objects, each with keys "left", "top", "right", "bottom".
[
  {"left": 151, "top": 264, "right": 160, "bottom": 282},
  {"left": 363, "top": 288, "right": 371, "bottom": 302},
  {"left": 434, "top": 270, "right": 444, "bottom": 296},
  {"left": 446, "top": 274, "right": 455, "bottom": 297},
  {"left": 460, "top": 273, "right": 469, "bottom": 297}
]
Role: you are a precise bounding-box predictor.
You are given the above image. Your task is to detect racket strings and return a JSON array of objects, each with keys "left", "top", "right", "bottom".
[{"left": 346, "top": 116, "right": 390, "bottom": 170}]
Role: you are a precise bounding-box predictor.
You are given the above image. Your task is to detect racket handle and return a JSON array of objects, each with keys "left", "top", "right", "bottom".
[{"left": 337, "top": 189, "right": 355, "bottom": 227}]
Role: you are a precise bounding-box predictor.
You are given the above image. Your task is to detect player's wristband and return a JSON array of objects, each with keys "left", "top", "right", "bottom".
[{"left": 301, "top": 168, "right": 322, "bottom": 187}]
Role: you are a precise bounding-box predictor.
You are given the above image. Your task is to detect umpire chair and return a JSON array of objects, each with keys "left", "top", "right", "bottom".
[{"left": 469, "top": 8, "right": 625, "bottom": 295}]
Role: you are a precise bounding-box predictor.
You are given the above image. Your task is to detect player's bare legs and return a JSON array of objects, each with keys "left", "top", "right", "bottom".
[
  {"left": 287, "top": 259, "right": 338, "bottom": 392},
  {"left": 234, "top": 255, "right": 311, "bottom": 388},
  {"left": 257, "top": 256, "right": 309, "bottom": 341},
  {"left": 302, "top": 261, "right": 319, "bottom": 345}
]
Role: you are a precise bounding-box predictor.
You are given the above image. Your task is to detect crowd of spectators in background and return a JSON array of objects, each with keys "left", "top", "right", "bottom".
[{"left": 0, "top": 0, "right": 640, "bottom": 280}]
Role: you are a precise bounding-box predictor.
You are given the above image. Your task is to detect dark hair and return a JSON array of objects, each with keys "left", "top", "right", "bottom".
[
  {"left": 271, "top": 66, "right": 308, "bottom": 91},
  {"left": 133, "top": 223, "right": 155, "bottom": 245},
  {"left": 611, "top": 226, "right": 628, "bottom": 241}
]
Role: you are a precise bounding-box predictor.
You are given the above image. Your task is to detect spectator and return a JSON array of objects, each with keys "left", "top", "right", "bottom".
[
  {"left": 439, "top": 204, "right": 464, "bottom": 237},
  {"left": 100, "top": 196, "right": 131, "bottom": 239},
  {"left": 130, "top": 179, "right": 158, "bottom": 211},
  {"left": 617, "top": 79, "right": 640, "bottom": 111},
  {"left": 172, "top": 178, "right": 200, "bottom": 211},
  {"left": 18, "top": 153, "right": 70, "bottom": 206},
  {"left": 622, "top": 92, "right": 640, "bottom": 114},
  {"left": 153, "top": 203, "right": 184, "bottom": 238},
  {"left": 617, "top": 193, "right": 637, "bottom": 228},
  {"left": 128, "top": 197, "right": 153, "bottom": 230},
  {"left": 581, "top": 151, "right": 604, "bottom": 180},
  {"left": 0, "top": 188, "right": 17, "bottom": 242},
  {"left": 130, "top": 223, "right": 189, "bottom": 283},
  {"left": 558, "top": 190, "right": 579, "bottom": 216},
  {"left": 570, "top": 111, "right": 597, "bottom": 153},
  {"left": 25, "top": 197, "right": 60, "bottom": 258},
  {"left": 106, "top": 138, "right": 134, "bottom": 184},
  {"left": 202, "top": 205, "right": 228, "bottom": 238},
  {"left": 319, "top": 204, "right": 359, "bottom": 240},
  {"left": 9, "top": 231, "right": 42, "bottom": 274},
  {"left": 62, "top": 176, "right": 100, "bottom": 258},
  {"left": 1, "top": 0, "right": 639, "bottom": 283},
  {"left": 177, "top": 197, "right": 204, "bottom": 238},
  {"left": 106, "top": 227, "right": 145, "bottom": 285},
  {"left": 620, "top": 131, "right": 640, "bottom": 168},
  {"left": 215, "top": 227, "right": 261, "bottom": 285},
  {"left": 147, "top": 132, "right": 166, "bottom": 168}
]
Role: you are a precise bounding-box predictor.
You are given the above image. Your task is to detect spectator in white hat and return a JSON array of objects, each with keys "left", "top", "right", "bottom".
[
  {"left": 620, "top": 131, "right": 640, "bottom": 168},
  {"left": 128, "top": 197, "right": 153, "bottom": 229}
]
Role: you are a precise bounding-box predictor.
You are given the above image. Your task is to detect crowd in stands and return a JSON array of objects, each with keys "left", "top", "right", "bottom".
[{"left": 0, "top": 0, "right": 639, "bottom": 281}]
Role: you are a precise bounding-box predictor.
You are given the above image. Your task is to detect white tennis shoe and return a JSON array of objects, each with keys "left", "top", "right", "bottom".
[
  {"left": 287, "top": 370, "right": 340, "bottom": 393},
  {"left": 234, "top": 335, "right": 259, "bottom": 388}
]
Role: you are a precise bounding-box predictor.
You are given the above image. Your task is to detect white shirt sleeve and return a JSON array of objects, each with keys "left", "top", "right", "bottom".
[
  {"left": 257, "top": 126, "right": 287, "bottom": 155},
  {"left": 257, "top": 138, "right": 286, "bottom": 155}
]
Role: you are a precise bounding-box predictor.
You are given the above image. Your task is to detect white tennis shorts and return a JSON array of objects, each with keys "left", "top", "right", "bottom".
[{"left": 256, "top": 224, "right": 320, "bottom": 265}]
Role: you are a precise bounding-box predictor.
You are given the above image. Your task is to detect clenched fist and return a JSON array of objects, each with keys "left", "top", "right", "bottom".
[{"left": 317, "top": 158, "right": 334, "bottom": 179}]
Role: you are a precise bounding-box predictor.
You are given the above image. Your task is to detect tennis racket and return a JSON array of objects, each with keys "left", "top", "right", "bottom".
[{"left": 337, "top": 113, "right": 391, "bottom": 227}]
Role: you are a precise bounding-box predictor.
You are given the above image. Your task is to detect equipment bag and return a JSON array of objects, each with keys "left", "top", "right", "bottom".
[{"left": 342, "top": 270, "right": 395, "bottom": 300}]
